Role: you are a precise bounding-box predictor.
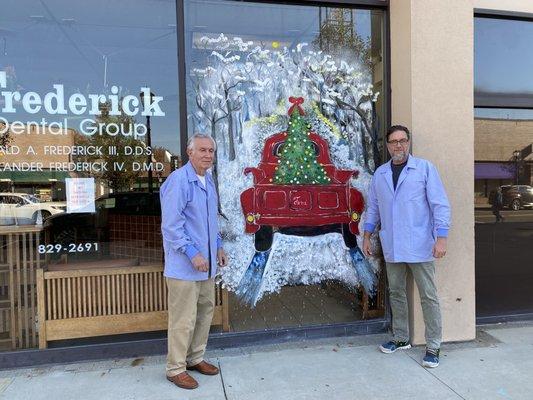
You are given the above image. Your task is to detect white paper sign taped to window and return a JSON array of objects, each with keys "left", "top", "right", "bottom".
[{"left": 66, "top": 178, "right": 96, "bottom": 213}]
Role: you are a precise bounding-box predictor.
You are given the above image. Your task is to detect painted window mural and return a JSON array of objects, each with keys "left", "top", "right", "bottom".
[{"left": 185, "top": 1, "right": 387, "bottom": 330}]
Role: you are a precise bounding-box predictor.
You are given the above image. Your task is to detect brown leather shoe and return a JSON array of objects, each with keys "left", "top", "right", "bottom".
[
  {"left": 187, "top": 360, "right": 219, "bottom": 375},
  {"left": 166, "top": 372, "right": 199, "bottom": 390}
]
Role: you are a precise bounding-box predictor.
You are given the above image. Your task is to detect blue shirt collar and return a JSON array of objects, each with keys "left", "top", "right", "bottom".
[
  {"left": 406, "top": 155, "right": 417, "bottom": 169},
  {"left": 185, "top": 161, "right": 214, "bottom": 185},
  {"left": 185, "top": 161, "right": 199, "bottom": 182}
]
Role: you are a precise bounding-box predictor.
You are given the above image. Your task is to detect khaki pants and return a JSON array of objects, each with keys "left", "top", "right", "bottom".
[
  {"left": 386, "top": 262, "right": 442, "bottom": 349},
  {"left": 166, "top": 277, "right": 215, "bottom": 377}
]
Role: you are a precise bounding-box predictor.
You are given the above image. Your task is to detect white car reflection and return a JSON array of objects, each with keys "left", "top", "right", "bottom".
[{"left": 0, "top": 193, "right": 66, "bottom": 226}]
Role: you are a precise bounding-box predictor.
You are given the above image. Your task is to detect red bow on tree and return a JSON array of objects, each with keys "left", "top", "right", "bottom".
[{"left": 288, "top": 96, "right": 305, "bottom": 116}]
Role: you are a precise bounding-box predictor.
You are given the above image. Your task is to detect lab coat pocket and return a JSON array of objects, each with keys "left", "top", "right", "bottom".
[{"left": 410, "top": 226, "right": 433, "bottom": 259}]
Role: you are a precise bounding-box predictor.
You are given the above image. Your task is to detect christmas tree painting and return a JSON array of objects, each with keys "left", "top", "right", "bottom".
[{"left": 273, "top": 97, "right": 330, "bottom": 185}]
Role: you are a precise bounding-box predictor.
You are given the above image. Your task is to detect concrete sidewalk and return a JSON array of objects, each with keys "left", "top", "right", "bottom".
[{"left": 0, "top": 321, "right": 532, "bottom": 400}]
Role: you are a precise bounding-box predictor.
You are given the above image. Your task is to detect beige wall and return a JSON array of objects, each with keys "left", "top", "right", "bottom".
[
  {"left": 390, "top": 0, "right": 476, "bottom": 344},
  {"left": 474, "top": 0, "right": 533, "bottom": 14}
]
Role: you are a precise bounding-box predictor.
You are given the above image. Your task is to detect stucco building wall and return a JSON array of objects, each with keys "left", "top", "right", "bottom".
[{"left": 390, "top": 0, "right": 476, "bottom": 344}]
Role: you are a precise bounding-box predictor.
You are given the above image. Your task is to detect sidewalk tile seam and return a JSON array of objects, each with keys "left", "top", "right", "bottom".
[{"left": 404, "top": 352, "right": 466, "bottom": 400}]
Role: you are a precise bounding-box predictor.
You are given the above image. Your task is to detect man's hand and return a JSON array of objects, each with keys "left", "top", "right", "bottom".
[
  {"left": 362, "top": 233, "right": 373, "bottom": 258},
  {"left": 217, "top": 248, "right": 228, "bottom": 267},
  {"left": 191, "top": 254, "right": 209, "bottom": 272},
  {"left": 433, "top": 237, "right": 447, "bottom": 259}
]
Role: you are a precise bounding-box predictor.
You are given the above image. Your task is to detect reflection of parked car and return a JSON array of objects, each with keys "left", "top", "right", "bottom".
[
  {"left": 0, "top": 193, "right": 66, "bottom": 225},
  {"left": 501, "top": 185, "right": 533, "bottom": 211}
]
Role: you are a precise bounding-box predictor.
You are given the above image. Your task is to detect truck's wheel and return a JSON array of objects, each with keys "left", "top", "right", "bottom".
[
  {"left": 255, "top": 226, "right": 273, "bottom": 251},
  {"left": 342, "top": 223, "right": 357, "bottom": 248}
]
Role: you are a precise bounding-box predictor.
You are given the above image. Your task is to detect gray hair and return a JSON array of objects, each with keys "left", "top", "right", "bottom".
[{"left": 187, "top": 133, "right": 217, "bottom": 151}]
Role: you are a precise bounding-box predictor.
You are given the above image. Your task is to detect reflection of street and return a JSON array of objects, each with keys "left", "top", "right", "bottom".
[
  {"left": 475, "top": 214, "right": 533, "bottom": 317},
  {"left": 475, "top": 209, "right": 533, "bottom": 223}
]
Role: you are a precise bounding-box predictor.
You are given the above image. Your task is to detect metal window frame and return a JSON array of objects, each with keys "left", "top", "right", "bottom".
[
  {"left": 475, "top": 9, "right": 533, "bottom": 22},
  {"left": 229, "top": 0, "right": 389, "bottom": 8},
  {"left": 0, "top": 319, "right": 388, "bottom": 369}
]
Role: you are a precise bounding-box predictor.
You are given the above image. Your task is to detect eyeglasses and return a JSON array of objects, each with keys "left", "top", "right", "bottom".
[{"left": 387, "top": 138, "right": 409, "bottom": 146}]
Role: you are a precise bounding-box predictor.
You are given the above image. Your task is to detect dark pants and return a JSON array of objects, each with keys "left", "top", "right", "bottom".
[{"left": 492, "top": 206, "right": 503, "bottom": 222}]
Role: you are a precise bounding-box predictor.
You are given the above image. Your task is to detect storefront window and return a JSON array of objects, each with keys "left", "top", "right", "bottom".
[
  {"left": 474, "top": 16, "right": 533, "bottom": 319},
  {"left": 474, "top": 17, "right": 533, "bottom": 318},
  {"left": 474, "top": 107, "right": 533, "bottom": 318},
  {"left": 0, "top": 0, "right": 179, "bottom": 350},
  {"left": 185, "top": 0, "right": 387, "bottom": 331}
]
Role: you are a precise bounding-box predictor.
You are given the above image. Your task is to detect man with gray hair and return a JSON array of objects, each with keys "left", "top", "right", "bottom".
[{"left": 160, "top": 133, "right": 228, "bottom": 390}]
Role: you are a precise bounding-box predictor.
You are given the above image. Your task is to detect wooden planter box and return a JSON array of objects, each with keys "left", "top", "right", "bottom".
[
  {"left": 36, "top": 261, "right": 229, "bottom": 349},
  {"left": 0, "top": 227, "right": 42, "bottom": 350}
]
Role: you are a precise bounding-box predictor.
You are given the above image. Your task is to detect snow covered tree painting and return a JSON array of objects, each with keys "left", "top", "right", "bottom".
[{"left": 189, "top": 33, "right": 382, "bottom": 306}]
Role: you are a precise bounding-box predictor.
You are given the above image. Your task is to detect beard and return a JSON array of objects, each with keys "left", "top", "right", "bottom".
[{"left": 391, "top": 151, "right": 408, "bottom": 163}]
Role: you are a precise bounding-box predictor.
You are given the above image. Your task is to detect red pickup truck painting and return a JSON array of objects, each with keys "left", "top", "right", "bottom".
[
  {"left": 240, "top": 131, "right": 365, "bottom": 237},
  {"left": 235, "top": 97, "right": 375, "bottom": 307}
]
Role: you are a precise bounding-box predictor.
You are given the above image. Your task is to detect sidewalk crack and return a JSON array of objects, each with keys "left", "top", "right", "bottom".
[
  {"left": 405, "top": 352, "right": 466, "bottom": 400},
  {"left": 218, "top": 359, "right": 229, "bottom": 400}
]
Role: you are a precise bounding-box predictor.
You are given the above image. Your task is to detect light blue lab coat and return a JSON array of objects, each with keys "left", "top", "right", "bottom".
[
  {"left": 160, "top": 162, "right": 222, "bottom": 281},
  {"left": 364, "top": 156, "right": 451, "bottom": 263}
]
